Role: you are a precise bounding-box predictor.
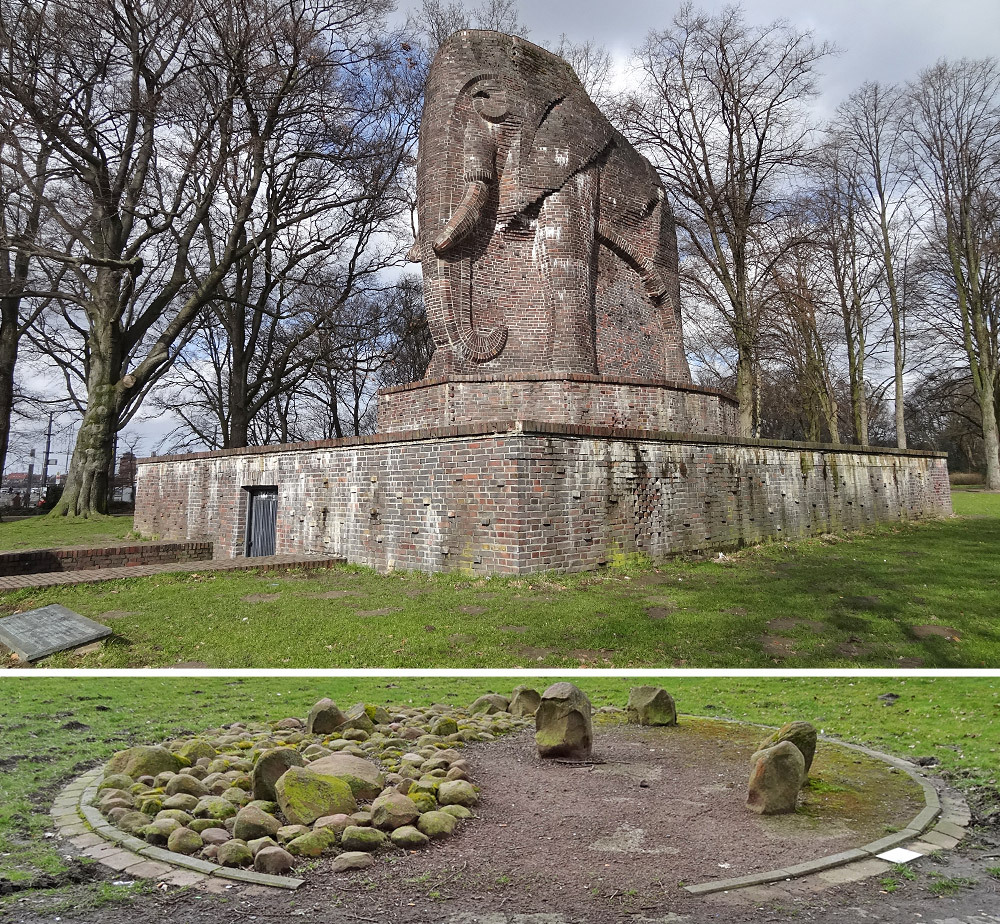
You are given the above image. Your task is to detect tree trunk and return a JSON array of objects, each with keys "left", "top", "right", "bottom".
[
  {"left": 982, "top": 375, "right": 1000, "bottom": 490},
  {"left": 50, "top": 316, "right": 123, "bottom": 518},
  {"left": 735, "top": 337, "right": 756, "bottom": 437},
  {"left": 0, "top": 316, "right": 17, "bottom": 499},
  {"left": 891, "top": 307, "right": 907, "bottom": 449}
]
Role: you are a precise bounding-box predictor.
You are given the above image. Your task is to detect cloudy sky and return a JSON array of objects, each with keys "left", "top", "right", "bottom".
[{"left": 11, "top": 1, "right": 1000, "bottom": 472}]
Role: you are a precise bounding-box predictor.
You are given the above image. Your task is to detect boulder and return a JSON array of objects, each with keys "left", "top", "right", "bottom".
[
  {"left": 165, "top": 774, "right": 210, "bottom": 798},
  {"left": 166, "top": 827, "right": 203, "bottom": 855},
  {"left": 117, "top": 811, "right": 153, "bottom": 835},
  {"left": 470, "top": 694, "right": 510, "bottom": 715},
  {"left": 193, "top": 796, "right": 238, "bottom": 820},
  {"left": 509, "top": 686, "right": 542, "bottom": 717},
  {"left": 200, "top": 827, "right": 231, "bottom": 846},
  {"left": 306, "top": 698, "right": 346, "bottom": 735},
  {"left": 371, "top": 791, "right": 420, "bottom": 830},
  {"left": 626, "top": 686, "right": 678, "bottom": 727},
  {"left": 251, "top": 747, "right": 305, "bottom": 802},
  {"left": 747, "top": 741, "right": 805, "bottom": 815},
  {"left": 107, "top": 746, "right": 182, "bottom": 779},
  {"left": 314, "top": 813, "right": 353, "bottom": 836},
  {"left": 255, "top": 845, "right": 295, "bottom": 875},
  {"left": 430, "top": 717, "right": 459, "bottom": 736},
  {"left": 176, "top": 739, "right": 217, "bottom": 763},
  {"left": 331, "top": 851, "right": 375, "bottom": 873},
  {"left": 340, "top": 825, "right": 386, "bottom": 852},
  {"left": 437, "top": 780, "right": 478, "bottom": 807},
  {"left": 305, "top": 754, "right": 383, "bottom": 801},
  {"left": 390, "top": 825, "right": 429, "bottom": 848},
  {"left": 276, "top": 824, "right": 311, "bottom": 845},
  {"left": 416, "top": 810, "right": 457, "bottom": 838},
  {"left": 142, "top": 817, "right": 182, "bottom": 845},
  {"left": 439, "top": 804, "right": 473, "bottom": 820},
  {"left": 757, "top": 722, "right": 818, "bottom": 774},
  {"left": 216, "top": 839, "right": 253, "bottom": 867},
  {"left": 338, "top": 703, "right": 375, "bottom": 734},
  {"left": 247, "top": 836, "right": 278, "bottom": 857},
  {"left": 162, "top": 793, "right": 200, "bottom": 812},
  {"left": 98, "top": 773, "right": 134, "bottom": 792},
  {"left": 232, "top": 805, "right": 282, "bottom": 841},
  {"left": 535, "top": 683, "right": 593, "bottom": 759},
  {"left": 285, "top": 829, "right": 336, "bottom": 857},
  {"left": 274, "top": 766, "right": 357, "bottom": 826}
]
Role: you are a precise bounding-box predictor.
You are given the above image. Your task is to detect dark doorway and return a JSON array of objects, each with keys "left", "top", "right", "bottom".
[{"left": 246, "top": 487, "right": 278, "bottom": 557}]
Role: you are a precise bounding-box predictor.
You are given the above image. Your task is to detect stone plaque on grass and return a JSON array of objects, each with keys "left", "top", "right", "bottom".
[{"left": 0, "top": 604, "right": 111, "bottom": 661}]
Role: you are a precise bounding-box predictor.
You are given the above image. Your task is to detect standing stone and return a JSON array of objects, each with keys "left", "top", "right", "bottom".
[
  {"left": 509, "top": 685, "right": 542, "bottom": 717},
  {"left": 747, "top": 741, "right": 805, "bottom": 815},
  {"left": 626, "top": 686, "right": 677, "bottom": 726},
  {"left": 470, "top": 693, "right": 510, "bottom": 715},
  {"left": 535, "top": 682, "right": 593, "bottom": 759},
  {"left": 757, "top": 721, "right": 818, "bottom": 774},
  {"left": 252, "top": 747, "right": 306, "bottom": 802},
  {"left": 306, "top": 698, "right": 346, "bottom": 734}
]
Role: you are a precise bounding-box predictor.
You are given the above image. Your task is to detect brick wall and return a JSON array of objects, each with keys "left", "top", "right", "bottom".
[
  {"left": 135, "top": 423, "right": 950, "bottom": 575},
  {"left": 0, "top": 541, "right": 214, "bottom": 577},
  {"left": 378, "top": 375, "right": 739, "bottom": 435}
]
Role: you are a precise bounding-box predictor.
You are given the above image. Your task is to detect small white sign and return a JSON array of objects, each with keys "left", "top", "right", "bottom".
[{"left": 877, "top": 847, "right": 923, "bottom": 864}]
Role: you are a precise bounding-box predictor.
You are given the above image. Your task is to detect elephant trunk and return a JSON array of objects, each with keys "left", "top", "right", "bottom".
[{"left": 433, "top": 180, "right": 490, "bottom": 255}]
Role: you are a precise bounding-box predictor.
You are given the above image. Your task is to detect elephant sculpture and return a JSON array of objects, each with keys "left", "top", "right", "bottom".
[{"left": 411, "top": 30, "right": 691, "bottom": 382}]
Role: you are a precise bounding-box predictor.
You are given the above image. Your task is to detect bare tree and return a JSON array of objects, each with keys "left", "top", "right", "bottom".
[
  {"left": 620, "top": 2, "right": 835, "bottom": 436},
  {"left": 406, "top": 0, "right": 528, "bottom": 53},
  {"left": 0, "top": 0, "right": 413, "bottom": 516},
  {"left": 906, "top": 58, "right": 1000, "bottom": 489}
]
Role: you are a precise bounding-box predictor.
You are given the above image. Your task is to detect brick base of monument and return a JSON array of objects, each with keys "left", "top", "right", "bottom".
[
  {"left": 135, "top": 422, "right": 951, "bottom": 575},
  {"left": 377, "top": 375, "right": 739, "bottom": 436}
]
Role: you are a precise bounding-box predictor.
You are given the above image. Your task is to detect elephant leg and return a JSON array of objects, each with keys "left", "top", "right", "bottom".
[{"left": 536, "top": 170, "right": 599, "bottom": 374}]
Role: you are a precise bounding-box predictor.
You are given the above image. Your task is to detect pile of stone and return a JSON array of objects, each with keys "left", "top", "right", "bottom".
[
  {"left": 746, "top": 721, "right": 819, "bottom": 815},
  {"left": 93, "top": 694, "right": 533, "bottom": 875}
]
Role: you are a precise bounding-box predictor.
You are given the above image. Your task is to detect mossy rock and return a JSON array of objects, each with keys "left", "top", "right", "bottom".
[
  {"left": 165, "top": 774, "right": 209, "bottom": 798},
  {"left": 155, "top": 809, "right": 193, "bottom": 826},
  {"left": 340, "top": 825, "right": 386, "bottom": 852},
  {"left": 274, "top": 767, "right": 357, "bottom": 826},
  {"left": 116, "top": 811, "right": 153, "bottom": 835},
  {"left": 758, "top": 722, "right": 818, "bottom": 774},
  {"left": 251, "top": 747, "right": 306, "bottom": 802},
  {"left": 276, "top": 824, "right": 312, "bottom": 845},
  {"left": 626, "top": 686, "right": 677, "bottom": 727},
  {"left": 390, "top": 825, "right": 429, "bottom": 848},
  {"left": 98, "top": 774, "right": 134, "bottom": 792},
  {"left": 371, "top": 791, "right": 420, "bottom": 831},
  {"left": 189, "top": 818, "right": 223, "bottom": 834},
  {"left": 176, "top": 739, "right": 217, "bottom": 764},
  {"left": 193, "top": 796, "right": 239, "bottom": 820},
  {"left": 142, "top": 817, "right": 182, "bottom": 845},
  {"left": 216, "top": 839, "right": 253, "bottom": 868},
  {"left": 416, "top": 811, "right": 457, "bottom": 839},
  {"left": 437, "top": 780, "right": 478, "bottom": 807},
  {"left": 232, "top": 805, "right": 282, "bottom": 842},
  {"left": 107, "top": 746, "right": 182, "bottom": 780},
  {"left": 285, "top": 828, "right": 337, "bottom": 857},
  {"left": 167, "top": 827, "right": 203, "bottom": 855},
  {"left": 430, "top": 717, "right": 459, "bottom": 737},
  {"left": 410, "top": 792, "right": 437, "bottom": 813},
  {"left": 305, "top": 754, "right": 383, "bottom": 801},
  {"left": 439, "top": 804, "right": 473, "bottom": 820}
]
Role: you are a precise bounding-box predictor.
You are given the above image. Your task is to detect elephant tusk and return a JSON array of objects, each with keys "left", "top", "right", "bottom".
[{"left": 433, "top": 180, "right": 491, "bottom": 255}]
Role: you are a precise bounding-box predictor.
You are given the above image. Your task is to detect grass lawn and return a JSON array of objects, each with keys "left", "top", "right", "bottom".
[
  {"left": 0, "top": 515, "right": 139, "bottom": 551},
  {"left": 0, "top": 490, "right": 996, "bottom": 669},
  {"left": 1, "top": 676, "right": 997, "bottom": 908}
]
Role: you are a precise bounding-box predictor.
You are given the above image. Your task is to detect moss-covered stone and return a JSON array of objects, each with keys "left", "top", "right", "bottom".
[
  {"left": 167, "top": 827, "right": 203, "bottom": 855},
  {"left": 117, "top": 811, "right": 153, "bottom": 835},
  {"left": 177, "top": 739, "right": 217, "bottom": 764},
  {"left": 216, "top": 839, "right": 253, "bottom": 867},
  {"left": 371, "top": 791, "right": 420, "bottom": 830},
  {"left": 305, "top": 754, "right": 383, "bottom": 801},
  {"left": 416, "top": 810, "right": 457, "bottom": 838},
  {"left": 340, "top": 825, "right": 386, "bottom": 852},
  {"left": 98, "top": 773, "right": 134, "bottom": 792},
  {"left": 439, "top": 804, "right": 473, "bottom": 820},
  {"left": 232, "top": 804, "right": 282, "bottom": 841},
  {"left": 758, "top": 721, "right": 818, "bottom": 774},
  {"left": 390, "top": 825, "right": 430, "bottom": 848},
  {"left": 437, "top": 780, "right": 478, "bottom": 807},
  {"left": 274, "top": 766, "right": 357, "bottom": 826},
  {"left": 193, "top": 796, "right": 239, "bottom": 820},
  {"left": 285, "top": 828, "right": 336, "bottom": 857},
  {"left": 107, "top": 746, "right": 182, "bottom": 780}
]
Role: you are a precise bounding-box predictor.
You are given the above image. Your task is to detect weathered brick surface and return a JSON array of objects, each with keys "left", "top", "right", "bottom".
[
  {"left": 378, "top": 374, "right": 738, "bottom": 434},
  {"left": 413, "top": 31, "right": 689, "bottom": 382},
  {"left": 0, "top": 541, "right": 213, "bottom": 577},
  {"left": 135, "top": 424, "right": 951, "bottom": 575}
]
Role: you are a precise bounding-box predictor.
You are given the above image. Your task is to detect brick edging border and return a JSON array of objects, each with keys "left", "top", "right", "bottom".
[
  {"left": 50, "top": 721, "right": 971, "bottom": 897},
  {"left": 50, "top": 766, "right": 305, "bottom": 891}
]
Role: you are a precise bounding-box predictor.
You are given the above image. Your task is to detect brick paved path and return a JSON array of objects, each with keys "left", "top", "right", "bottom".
[{"left": 0, "top": 553, "right": 342, "bottom": 591}]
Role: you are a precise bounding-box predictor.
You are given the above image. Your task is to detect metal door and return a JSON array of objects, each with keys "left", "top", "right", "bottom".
[{"left": 246, "top": 488, "right": 277, "bottom": 557}]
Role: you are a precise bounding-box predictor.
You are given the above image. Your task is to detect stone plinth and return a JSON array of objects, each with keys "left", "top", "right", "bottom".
[
  {"left": 377, "top": 375, "right": 738, "bottom": 436},
  {"left": 135, "top": 422, "right": 951, "bottom": 575}
]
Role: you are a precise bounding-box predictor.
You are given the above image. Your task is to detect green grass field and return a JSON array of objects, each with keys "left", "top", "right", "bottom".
[
  {"left": 0, "top": 490, "right": 995, "bottom": 669},
  {"left": 1, "top": 676, "right": 996, "bottom": 906},
  {"left": 0, "top": 515, "right": 140, "bottom": 551}
]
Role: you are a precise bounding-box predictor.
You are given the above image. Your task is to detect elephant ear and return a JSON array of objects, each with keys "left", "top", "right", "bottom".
[{"left": 511, "top": 90, "right": 614, "bottom": 215}]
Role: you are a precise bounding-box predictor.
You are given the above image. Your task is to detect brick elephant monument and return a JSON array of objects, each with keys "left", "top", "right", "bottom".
[{"left": 409, "top": 30, "right": 690, "bottom": 382}]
